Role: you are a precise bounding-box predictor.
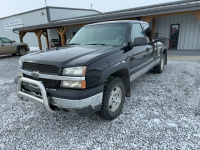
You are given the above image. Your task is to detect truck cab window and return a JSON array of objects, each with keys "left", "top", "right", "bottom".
[
  {"left": 131, "top": 24, "right": 144, "bottom": 43},
  {"left": 1, "top": 38, "right": 12, "bottom": 43}
]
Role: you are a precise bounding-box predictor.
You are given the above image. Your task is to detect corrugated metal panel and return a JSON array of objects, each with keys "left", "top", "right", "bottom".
[
  {"left": 188, "top": 14, "right": 195, "bottom": 49},
  {"left": 194, "top": 16, "right": 200, "bottom": 49},
  {"left": 49, "top": 8, "right": 99, "bottom": 21},
  {"left": 184, "top": 14, "right": 191, "bottom": 49},
  {"left": 155, "top": 14, "right": 200, "bottom": 50},
  {"left": 0, "top": 8, "right": 48, "bottom": 48},
  {"left": 178, "top": 15, "right": 183, "bottom": 49},
  {"left": 66, "top": 26, "right": 82, "bottom": 40},
  {"left": 48, "top": 29, "right": 59, "bottom": 41}
]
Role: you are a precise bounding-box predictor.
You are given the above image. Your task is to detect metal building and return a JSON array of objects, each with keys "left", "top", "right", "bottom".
[
  {"left": 12, "top": 0, "right": 200, "bottom": 51},
  {"left": 0, "top": 7, "right": 100, "bottom": 48}
]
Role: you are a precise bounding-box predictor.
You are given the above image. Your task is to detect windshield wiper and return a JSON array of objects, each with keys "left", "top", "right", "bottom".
[
  {"left": 68, "top": 43, "right": 81, "bottom": 45},
  {"left": 86, "top": 43, "right": 106, "bottom": 45}
]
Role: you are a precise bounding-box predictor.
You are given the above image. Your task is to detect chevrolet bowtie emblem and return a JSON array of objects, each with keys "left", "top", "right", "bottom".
[{"left": 31, "top": 71, "right": 39, "bottom": 79}]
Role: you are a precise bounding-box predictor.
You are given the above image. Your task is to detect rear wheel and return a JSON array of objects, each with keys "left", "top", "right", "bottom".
[
  {"left": 96, "top": 77, "right": 125, "bottom": 120},
  {"left": 18, "top": 48, "right": 27, "bottom": 56},
  {"left": 153, "top": 53, "right": 165, "bottom": 73}
]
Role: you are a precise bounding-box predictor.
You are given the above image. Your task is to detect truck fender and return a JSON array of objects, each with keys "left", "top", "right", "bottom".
[
  {"left": 16, "top": 45, "right": 27, "bottom": 54},
  {"left": 161, "top": 47, "right": 167, "bottom": 65},
  {"left": 100, "top": 61, "right": 131, "bottom": 97}
]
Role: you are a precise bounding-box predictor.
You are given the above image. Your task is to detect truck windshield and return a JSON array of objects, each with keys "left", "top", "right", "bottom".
[{"left": 69, "top": 24, "right": 127, "bottom": 46}]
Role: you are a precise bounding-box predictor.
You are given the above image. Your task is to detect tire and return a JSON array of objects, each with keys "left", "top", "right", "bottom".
[
  {"left": 153, "top": 53, "right": 165, "bottom": 73},
  {"left": 96, "top": 77, "right": 125, "bottom": 120},
  {"left": 18, "top": 48, "right": 27, "bottom": 56}
]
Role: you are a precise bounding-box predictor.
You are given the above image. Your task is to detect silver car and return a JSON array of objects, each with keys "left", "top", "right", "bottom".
[{"left": 0, "top": 37, "right": 29, "bottom": 56}]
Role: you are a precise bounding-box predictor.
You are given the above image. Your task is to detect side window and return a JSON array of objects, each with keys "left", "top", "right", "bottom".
[
  {"left": 131, "top": 24, "right": 144, "bottom": 43},
  {"left": 1, "top": 38, "right": 11, "bottom": 43},
  {"left": 142, "top": 23, "right": 151, "bottom": 41}
]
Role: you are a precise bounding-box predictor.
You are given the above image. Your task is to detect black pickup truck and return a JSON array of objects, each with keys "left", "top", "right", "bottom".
[{"left": 16, "top": 20, "right": 168, "bottom": 120}]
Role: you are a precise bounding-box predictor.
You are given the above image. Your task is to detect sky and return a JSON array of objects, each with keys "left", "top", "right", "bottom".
[{"left": 0, "top": 0, "right": 179, "bottom": 18}]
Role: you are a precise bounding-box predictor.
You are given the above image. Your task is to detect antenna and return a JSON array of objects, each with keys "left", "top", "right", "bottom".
[
  {"left": 45, "top": 0, "right": 47, "bottom": 7},
  {"left": 91, "top": 4, "right": 92, "bottom": 9}
]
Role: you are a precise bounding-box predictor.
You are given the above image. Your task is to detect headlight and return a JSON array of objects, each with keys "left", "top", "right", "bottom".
[
  {"left": 61, "top": 80, "right": 86, "bottom": 89},
  {"left": 62, "top": 66, "right": 87, "bottom": 76},
  {"left": 19, "top": 60, "right": 23, "bottom": 68}
]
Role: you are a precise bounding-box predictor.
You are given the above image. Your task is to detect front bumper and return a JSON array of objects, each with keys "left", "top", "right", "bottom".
[{"left": 17, "top": 77, "right": 103, "bottom": 115}]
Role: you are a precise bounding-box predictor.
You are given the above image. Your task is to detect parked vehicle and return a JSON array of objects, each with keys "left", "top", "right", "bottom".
[
  {"left": 15, "top": 20, "right": 168, "bottom": 120},
  {"left": 0, "top": 37, "right": 29, "bottom": 56}
]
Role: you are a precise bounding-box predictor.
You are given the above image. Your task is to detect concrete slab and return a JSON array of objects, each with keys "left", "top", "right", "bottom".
[
  {"left": 168, "top": 55, "right": 200, "bottom": 61},
  {"left": 168, "top": 50, "right": 200, "bottom": 56}
]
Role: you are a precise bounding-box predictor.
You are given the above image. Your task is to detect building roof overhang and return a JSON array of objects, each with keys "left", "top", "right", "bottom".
[{"left": 13, "top": 0, "right": 200, "bottom": 32}]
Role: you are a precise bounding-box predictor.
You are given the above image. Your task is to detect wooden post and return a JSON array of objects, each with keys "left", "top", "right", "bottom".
[
  {"left": 152, "top": 18, "right": 156, "bottom": 37},
  {"left": 34, "top": 30, "right": 43, "bottom": 50},
  {"left": 56, "top": 26, "right": 69, "bottom": 46},
  {"left": 193, "top": 13, "right": 200, "bottom": 20},
  {"left": 42, "top": 30, "right": 50, "bottom": 49},
  {"left": 19, "top": 31, "right": 26, "bottom": 43}
]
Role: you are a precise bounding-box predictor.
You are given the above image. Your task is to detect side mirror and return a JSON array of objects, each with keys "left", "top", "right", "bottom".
[
  {"left": 131, "top": 37, "right": 148, "bottom": 47},
  {"left": 66, "top": 39, "right": 71, "bottom": 44},
  {"left": 13, "top": 40, "right": 16, "bottom": 43}
]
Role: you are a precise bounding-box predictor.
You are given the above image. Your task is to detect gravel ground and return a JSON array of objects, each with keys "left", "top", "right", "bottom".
[
  {"left": 1, "top": 56, "right": 200, "bottom": 149},
  {"left": 168, "top": 50, "right": 200, "bottom": 56}
]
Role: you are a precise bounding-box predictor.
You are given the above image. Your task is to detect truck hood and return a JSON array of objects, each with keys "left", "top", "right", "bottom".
[{"left": 21, "top": 45, "right": 120, "bottom": 67}]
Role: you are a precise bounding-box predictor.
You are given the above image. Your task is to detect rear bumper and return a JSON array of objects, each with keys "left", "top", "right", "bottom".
[{"left": 16, "top": 77, "right": 103, "bottom": 115}]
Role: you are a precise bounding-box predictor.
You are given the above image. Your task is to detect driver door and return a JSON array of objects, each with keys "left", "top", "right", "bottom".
[
  {"left": 0, "top": 38, "right": 15, "bottom": 54},
  {"left": 0, "top": 39, "right": 7, "bottom": 54},
  {"left": 129, "top": 23, "right": 153, "bottom": 75}
]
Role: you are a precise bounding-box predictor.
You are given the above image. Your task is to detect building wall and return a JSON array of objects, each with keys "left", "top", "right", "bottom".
[
  {"left": 66, "top": 26, "right": 82, "bottom": 40},
  {"left": 0, "top": 8, "right": 48, "bottom": 48},
  {"left": 0, "top": 8, "right": 98, "bottom": 49},
  {"left": 155, "top": 14, "right": 200, "bottom": 50},
  {"left": 48, "top": 8, "right": 99, "bottom": 21}
]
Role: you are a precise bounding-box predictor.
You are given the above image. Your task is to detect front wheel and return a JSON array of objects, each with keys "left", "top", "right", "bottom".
[
  {"left": 153, "top": 54, "right": 165, "bottom": 73},
  {"left": 18, "top": 48, "right": 27, "bottom": 56},
  {"left": 96, "top": 77, "right": 125, "bottom": 120}
]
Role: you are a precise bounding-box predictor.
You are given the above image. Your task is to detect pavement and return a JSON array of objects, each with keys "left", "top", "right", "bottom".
[
  {"left": 168, "top": 50, "right": 200, "bottom": 56},
  {"left": 1, "top": 56, "right": 200, "bottom": 149},
  {"left": 168, "top": 55, "right": 200, "bottom": 61},
  {"left": 168, "top": 50, "right": 200, "bottom": 61}
]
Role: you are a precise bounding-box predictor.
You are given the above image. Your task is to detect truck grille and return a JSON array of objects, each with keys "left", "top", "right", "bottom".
[
  {"left": 23, "top": 62, "right": 59, "bottom": 75},
  {"left": 24, "top": 75, "right": 59, "bottom": 88}
]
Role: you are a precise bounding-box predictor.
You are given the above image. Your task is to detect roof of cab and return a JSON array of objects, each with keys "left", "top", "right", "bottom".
[{"left": 85, "top": 20, "right": 147, "bottom": 26}]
